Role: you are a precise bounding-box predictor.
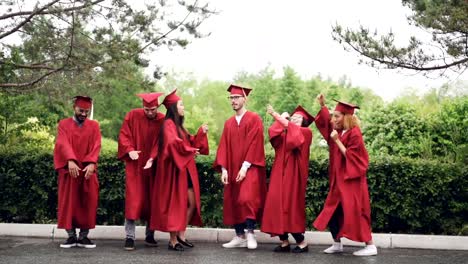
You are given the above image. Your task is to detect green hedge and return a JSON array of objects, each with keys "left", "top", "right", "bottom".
[{"left": 0, "top": 149, "right": 466, "bottom": 235}]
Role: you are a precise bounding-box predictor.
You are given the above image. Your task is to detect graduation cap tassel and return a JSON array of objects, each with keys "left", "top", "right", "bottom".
[{"left": 89, "top": 102, "right": 94, "bottom": 120}]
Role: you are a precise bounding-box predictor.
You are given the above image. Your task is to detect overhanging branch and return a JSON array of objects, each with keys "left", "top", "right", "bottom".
[
  {"left": 0, "top": 0, "right": 61, "bottom": 40},
  {"left": 346, "top": 41, "right": 468, "bottom": 71},
  {"left": 0, "top": 0, "right": 104, "bottom": 20}
]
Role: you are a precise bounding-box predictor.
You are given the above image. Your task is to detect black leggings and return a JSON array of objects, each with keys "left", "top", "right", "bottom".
[
  {"left": 279, "top": 233, "right": 305, "bottom": 244},
  {"left": 328, "top": 204, "right": 344, "bottom": 240}
]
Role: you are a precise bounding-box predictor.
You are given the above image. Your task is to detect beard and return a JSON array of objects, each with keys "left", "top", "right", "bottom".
[{"left": 75, "top": 114, "right": 87, "bottom": 123}]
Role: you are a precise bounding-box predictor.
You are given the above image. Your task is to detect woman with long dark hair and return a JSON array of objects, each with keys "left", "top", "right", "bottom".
[{"left": 147, "top": 89, "right": 209, "bottom": 251}]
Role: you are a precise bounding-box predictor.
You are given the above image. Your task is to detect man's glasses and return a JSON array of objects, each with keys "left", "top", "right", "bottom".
[{"left": 227, "top": 96, "right": 244, "bottom": 100}]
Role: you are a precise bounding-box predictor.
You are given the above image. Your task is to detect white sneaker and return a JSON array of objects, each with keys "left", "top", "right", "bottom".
[
  {"left": 353, "top": 245, "right": 378, "bottom": 256},
  {"left": 222, "top": 236, "right": 247, "bottom": 248},
  {"left": 246, "top": 233, "right": 257, "bottom": 249},
  {"left": 323, "top": 242, "right": 343, "bottom": 254}
]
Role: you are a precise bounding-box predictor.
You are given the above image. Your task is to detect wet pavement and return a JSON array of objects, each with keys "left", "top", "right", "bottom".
[{"left": 0, "top": 237, "right": 466, "bottom": 264}]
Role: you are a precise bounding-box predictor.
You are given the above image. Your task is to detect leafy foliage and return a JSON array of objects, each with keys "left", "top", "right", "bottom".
[
  {"left": 332, "top": 0, "right": 468, "bottom": 74},
  {"left": 0, "top": 150, "right": 466, "bottom": 235},
  {"left": 0, "top": 0, "right": 216, "bottom": 90}
]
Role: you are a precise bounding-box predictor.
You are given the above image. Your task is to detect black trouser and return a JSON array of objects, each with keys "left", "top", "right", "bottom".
[
  {"left": 66, "top": 228, "right": 88, "bottom": 239},
  {"left": 279, "top": 233, "right": 305, "bottom": 244},
  {"left": 328, "top": 204, "right": 343, "bottom": 240},
  {"left": 234, "top": 218, "right": 256, "bottom": 236}
]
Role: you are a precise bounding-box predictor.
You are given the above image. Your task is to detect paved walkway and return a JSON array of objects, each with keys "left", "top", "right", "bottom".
[{"left": 1, "top": 237, "right": 467, "bottom": 264}]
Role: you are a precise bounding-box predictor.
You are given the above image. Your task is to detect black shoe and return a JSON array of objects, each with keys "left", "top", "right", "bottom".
[
  {"left": 273, "top": 244, "right": 291, "bottom": 252},
  {"left": 77, "top": 237, "right": 96, "bottom": 249},
  {"left": 168, "top": 242, "right": 184, "bottom": 251},
  {"left": 292, "top": 245, "right": 309, "bottom": 253},
  {"left": 145, "top": 235, "right": 158, "bottom": 247},
  {"left": 60, "top": 236, "right": 77, "bottom": 248},
  {"left": 177, "top": 236, "right": 194, "bottom": 248},
  {"left": 124, "top": 238, "right": 135, "bottom": 251}
]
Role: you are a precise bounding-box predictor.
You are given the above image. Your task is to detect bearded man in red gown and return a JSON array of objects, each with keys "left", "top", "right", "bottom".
[
  {"left": 118, "top": 92, "right": 165, "bottom": 251},
  {"left": 54, "top": 96, "right": 101, "bottom": 249}
]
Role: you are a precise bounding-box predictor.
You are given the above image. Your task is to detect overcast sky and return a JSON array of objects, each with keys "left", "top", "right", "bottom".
[{"left": 151, "top": 0, "right": 468, "bottom": 101}]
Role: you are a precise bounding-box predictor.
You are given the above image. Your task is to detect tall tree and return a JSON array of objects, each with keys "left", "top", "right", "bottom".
[
  {"left": 0, "top": 0, "right": 215, "bottom": 91},
  {"left": 332, "top": 0, "right": 468, "bottom": 75},
  {"left": 274, "top": 66, "right": 302, "bottom": 113}
]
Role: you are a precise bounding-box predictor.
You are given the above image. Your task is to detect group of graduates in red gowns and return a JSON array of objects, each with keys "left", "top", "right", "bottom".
[{"left": 53, "top": 85, "right": 377, "bottom": 256}]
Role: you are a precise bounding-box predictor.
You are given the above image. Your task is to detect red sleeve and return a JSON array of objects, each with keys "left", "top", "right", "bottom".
[
  {"left": 117, "top": 112, "right": 135, "bottom": 160},
  {"left": 161, "top": 120, "right": 197, "bottom": 170},
  {"left": 299, "top": 128, "right": 313, "bottom": 180},
  {"left": 268, "top": 121, "right": 285, "bottom": 150},
  {"left": 149, "top": 113, "right": 165, "bottom": 160},
  {"left": 283, "top": 122, "right": 305, "bottom": 151},
  {"left": 192, "top": 127, "right": 209, "bottom": 155},
  {"left": 244, "top": 114, "right": 266, "bottom": 167},
  {"left": 315, "top": 106, "right": 333, "bottom": 143},
  {"left": 344, "top": 128, "right": 369, "bottom": 180},
  {"left": 53, "top": 120, "right": 78, "bottom": 170},
  {"left": 213, "top": 121, "right": 229, "bottom": 172},
  {"left": 82, "top": 122, "right": 102, "bottom": 164},
  {"left": 149, "top": 137, "right": 159, "bottom": 160}
]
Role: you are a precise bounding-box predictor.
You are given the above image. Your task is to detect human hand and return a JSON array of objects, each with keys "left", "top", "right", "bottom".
[
  {"left": 235, "top": 168, "right": 247, "bottom": 183},
  {"left": 331, "top": 130, "right": 339, "bottom": 141},
  {"left": 68, "top": 160, "right": 81, "bottom": 178},
  {"left": 280, "top": 112, "right": 290, "bottom": 119},
  {"left": 221, "top": 170, "right": 229, "bottom": 185},
  {"left": 266, "top": 104, "right": 275, "bottom": 115},
  {"left": 143, "top": 158, "right": 153, "bottom": 169},
  {"left": 82, "top": 163, "right": 95, "bottom": 179},
  {"left": 316, "top": 94, "right": 325, "bottom": 107},
  {"left": 129, "top": 150, "right": 141, "bottom": 160},
  {"left": 201, "top": 124, "right": 209, "bottom": 134}
]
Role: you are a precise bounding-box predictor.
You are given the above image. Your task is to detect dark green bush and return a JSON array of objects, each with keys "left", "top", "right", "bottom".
[{"left": 0, "top": 150, "right": 466, "bottom": 235}]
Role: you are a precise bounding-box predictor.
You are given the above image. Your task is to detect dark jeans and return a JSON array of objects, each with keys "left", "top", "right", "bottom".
[
  {"left": 234, "top": 219, "right": 256, "bottom": 236},
  {"left": 279, "top": 233, "right": 305, "bottom": 244},
  {"left": 328, "top": 204, "right": 343, "bottom": 240},
  {"left": 66, "top": 228, "right": 89, "bottom": 239}
]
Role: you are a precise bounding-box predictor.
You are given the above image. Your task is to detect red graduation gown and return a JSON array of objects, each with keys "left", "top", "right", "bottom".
[
  {"left": 117, "top": 109, "right": 164, "bottom": 221},
  {"left": 149, "top": 119, "right": 208, "bottom": 231},
  {"left": 53, "top": 118, "right": 101, "bottom": 229},
  {"left": 214, "top": 111, "right": 267, "bottom": 226},
  {"left": 312, "top": 107, "right": 372, "bottom": 242},
  {"left": 261, "top": 121, "right": 312, "bottom": 235}
]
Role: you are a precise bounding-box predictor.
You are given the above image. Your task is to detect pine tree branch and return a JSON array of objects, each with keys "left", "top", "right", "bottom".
[
  {"left": 346, "top": 40, "right": 468, "bottom": 71},
  {"left": 135, "top": 0, "right": 200, "bottom": 54},
  {"left": 0, "top": 0, "right": 105, "bottom": 20},
  {"left": 0, "top": 0, "right": 61, "bottom": 40},
  {"left": 0, "top": 11, "right": 76, "bottom": 90}
]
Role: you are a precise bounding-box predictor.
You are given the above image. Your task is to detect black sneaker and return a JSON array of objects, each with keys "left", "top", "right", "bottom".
[
  {"left": 124, "top": 238, "right": 135, "bottom": 251},
  {"left": 60, "top": 236, "right": 77, "bottom": 248},
  {"left": 77, "top": 237, "right": 96, "bottom": 249},
  {"left": 145, "top": 236, "right": 158, "bottom": 247}
]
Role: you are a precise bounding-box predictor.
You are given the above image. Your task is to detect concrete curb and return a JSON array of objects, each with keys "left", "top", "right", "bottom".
[{"left": 0, "top": 223, "right": 466, "bottom": 250}]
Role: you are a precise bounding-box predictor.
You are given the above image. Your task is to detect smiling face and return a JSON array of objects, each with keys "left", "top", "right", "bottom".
[
  {"left": 73, "top": 106, "right": 90, "bottom": 122},
  {"left": 332, "top": 111, "right": 345, "bottom": 130},
  {"left": 290, "top": 113, "right": 304, "bottom": 126}
]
